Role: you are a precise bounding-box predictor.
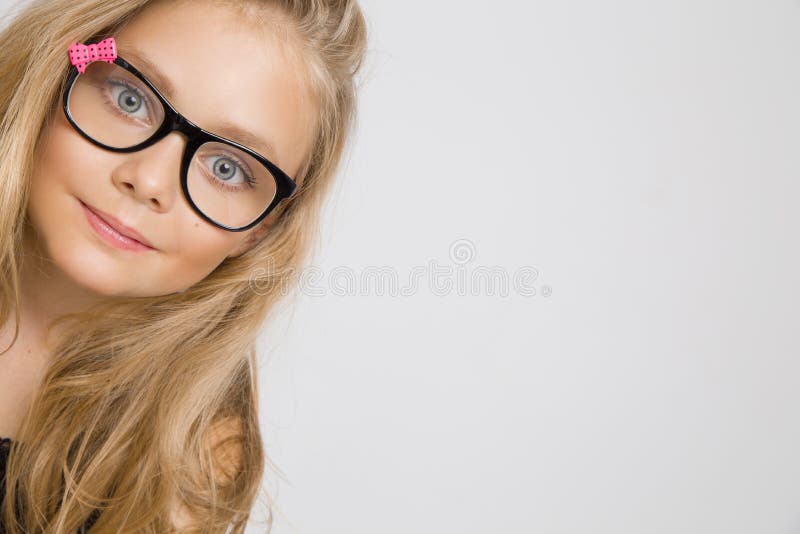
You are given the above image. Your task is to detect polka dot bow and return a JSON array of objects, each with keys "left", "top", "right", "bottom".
[{"left": 68, "top": 37, "right": 117, "bottom": 74}]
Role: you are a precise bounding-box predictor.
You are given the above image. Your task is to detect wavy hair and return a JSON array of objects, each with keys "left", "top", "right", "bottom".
[{"left": 0, "top": 0, "right": 366, "bottom": 532}]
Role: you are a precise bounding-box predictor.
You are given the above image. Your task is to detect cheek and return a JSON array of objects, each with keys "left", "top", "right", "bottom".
[
  {"left": 34, "top": 111, "right": 106, "bottom": 195},
  {"left": 27, "top": 121, "right": 97, "bottom": 257},
  {"left": 163, "top": 218, "right": 245, "bottom": 286}
]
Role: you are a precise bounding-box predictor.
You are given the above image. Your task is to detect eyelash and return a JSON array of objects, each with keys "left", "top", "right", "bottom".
[
  {"left": 102, "top": 78, "right": 155, "bottom": 127},
  {"left": 202, "top": 153, "right": 258, "bottom": 192}
]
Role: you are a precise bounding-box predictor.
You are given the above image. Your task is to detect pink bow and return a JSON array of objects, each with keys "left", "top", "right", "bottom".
[{"left": 68, "top": 37, "right": 117, "bottom": 74}]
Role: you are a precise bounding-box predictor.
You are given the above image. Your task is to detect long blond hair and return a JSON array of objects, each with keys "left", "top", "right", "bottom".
[{"left": 0, "top": 0, "right": 366, "bottom": 531}]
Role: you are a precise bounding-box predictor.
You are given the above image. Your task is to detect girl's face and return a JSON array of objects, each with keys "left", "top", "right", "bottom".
[{"left": 27, "top": 0, "right": 315, "bottom": 297}]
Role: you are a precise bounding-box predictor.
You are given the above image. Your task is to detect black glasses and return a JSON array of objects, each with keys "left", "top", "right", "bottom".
[{"left": 62, "top": 54, "right": 297, "bottom": 232}]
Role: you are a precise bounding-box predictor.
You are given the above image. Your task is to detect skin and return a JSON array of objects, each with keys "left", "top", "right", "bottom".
[{"left": 0, "top": 0, "right": 317, "bottom": 438}]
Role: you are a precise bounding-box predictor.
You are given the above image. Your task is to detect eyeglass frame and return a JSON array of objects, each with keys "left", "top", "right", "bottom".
[{"left": 61, "top": 53, "right": 298, "bottom": 232}]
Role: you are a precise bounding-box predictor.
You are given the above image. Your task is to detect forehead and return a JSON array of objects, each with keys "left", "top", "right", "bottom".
[{"left": 112, "top": 0, "right": 316, "bottom": 174}]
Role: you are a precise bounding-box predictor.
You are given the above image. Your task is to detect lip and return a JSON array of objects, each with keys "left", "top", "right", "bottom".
[{"left": 80, "top": 200, "right": 157, "bottom": 251}]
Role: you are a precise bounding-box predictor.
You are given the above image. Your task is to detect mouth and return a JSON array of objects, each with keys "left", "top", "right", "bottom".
[{"left": 79, "top": 199, "right": 157, "bottom": 251}]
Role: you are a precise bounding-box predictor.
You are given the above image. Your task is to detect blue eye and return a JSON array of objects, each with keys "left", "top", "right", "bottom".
[
  {"left": 201, "top": 153, "right": 257, "bottom": 192},
  {"left": 117, "top": 88, "right": 142, "bottom": 112},
  {"left": 104, "top": 78, "right": 154, "bottom": 124},
  {"left": 210, "top": 155, "right": 243, "bottom": 183}
]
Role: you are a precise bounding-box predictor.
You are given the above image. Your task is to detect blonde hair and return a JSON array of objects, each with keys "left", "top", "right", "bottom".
[{"left": 0, "top": 0, "right": 366, "bottom": 532}]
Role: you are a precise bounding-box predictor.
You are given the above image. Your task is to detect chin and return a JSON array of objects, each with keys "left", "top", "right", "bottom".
[{"left": 52, "top": 239, "right": 143, "bottom": 297}]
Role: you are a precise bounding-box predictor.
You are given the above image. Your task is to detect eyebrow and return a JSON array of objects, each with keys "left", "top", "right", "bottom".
[{"left": 119, "top": 46, "right": 280, "bottom": 163}]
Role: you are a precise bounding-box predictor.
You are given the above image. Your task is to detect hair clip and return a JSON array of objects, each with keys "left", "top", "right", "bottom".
[{"left": 68, "top": 36, "right": 117, "bottom": 74}]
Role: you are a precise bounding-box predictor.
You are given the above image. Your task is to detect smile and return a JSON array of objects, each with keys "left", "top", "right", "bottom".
[{"left": 80, "top": 199, "right": 157, "bottom": 252}]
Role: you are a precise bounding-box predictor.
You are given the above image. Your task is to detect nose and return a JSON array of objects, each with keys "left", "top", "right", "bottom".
[{"left": 111, "top": 132, "right": 186, "bottom": 212}]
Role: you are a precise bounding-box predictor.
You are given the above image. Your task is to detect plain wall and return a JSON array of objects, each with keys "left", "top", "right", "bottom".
[{"left": 258, "top": 1, "right": 800, "bottom": 533}]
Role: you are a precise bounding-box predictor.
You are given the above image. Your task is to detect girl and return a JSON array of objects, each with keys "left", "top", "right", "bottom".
[{"left": 0, "top": 0, "right": 366, "bottom": 532}]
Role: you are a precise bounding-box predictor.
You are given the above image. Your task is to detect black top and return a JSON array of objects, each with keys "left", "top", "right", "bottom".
[
  {"left": 0, "top": 436, "right": 100, "bottom": 533},
  {"left": 0, "top": 437, "right": 11, "bottom": 531}
]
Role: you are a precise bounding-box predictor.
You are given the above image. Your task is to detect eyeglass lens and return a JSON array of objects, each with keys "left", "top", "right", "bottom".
[{"left": 66, "top": 60, "right": 278, "bottom": 229}]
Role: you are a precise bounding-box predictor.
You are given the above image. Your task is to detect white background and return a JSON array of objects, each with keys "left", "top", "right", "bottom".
[
  {"left": 257, "top": 1, "right": 800, "bottom": 533},
  {"left": 2, "top": 1, "right": 800, "bottom": 533}
]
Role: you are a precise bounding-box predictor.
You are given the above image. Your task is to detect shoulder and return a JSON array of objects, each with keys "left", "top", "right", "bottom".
[
  {"left": 169, "top": 417, "right": 246, "bottom": 531},
  {"left": 205, "top": 416, "right": 245, "bottom": 486}
]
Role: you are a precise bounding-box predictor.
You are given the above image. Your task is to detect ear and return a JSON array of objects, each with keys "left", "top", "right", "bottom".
[
  {"left": 226, "top": 205, "right": 285, "bottom": 258},
  {"left": 228, "top": 193, "right": 298, "bottom": 258},
  {"left": 226, "top": 219, "right": 271, "bottom": 259}
]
